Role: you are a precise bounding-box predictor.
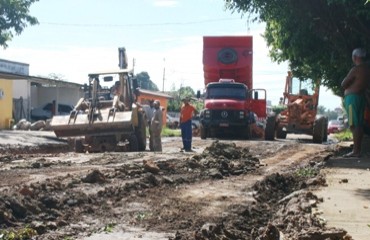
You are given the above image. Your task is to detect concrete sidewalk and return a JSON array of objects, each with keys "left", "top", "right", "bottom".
[{"left": 315, "top": 155, "right": 370, "bottom": 240}]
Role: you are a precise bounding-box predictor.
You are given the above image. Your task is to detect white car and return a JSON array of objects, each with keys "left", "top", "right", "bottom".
[
  {"left": 31, "top": 103, "right": 74, "bottom": 120},
  {"left": 166, "top": 114, "right": 179, "bottom": 129}
]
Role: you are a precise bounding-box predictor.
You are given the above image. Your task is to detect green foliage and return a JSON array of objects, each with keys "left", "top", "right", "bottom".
[
  {"left": 135, "top": 211, "right": 152, "bottom": 222},
  {"left": 103, "top": 223, "right": 116, "bottom": 233},
  {"left": 167, "top": 86, "right": 203, "bottom": 112},
  {"left": 317, "top": 105, "right": 344, "bottom": 119},
  {"left": 295, "top": 167, "right": 318, "bottom": 177},
  {"left": 0, "top": 227, "right": 37, "bottom": 240},
  {"left": 0, "top": 0, "right": 39, "bottom": 48},
  {"left": 272, "top": 105, "right": 286, "bottom": 115},
  {"left": 334, "top": 128, "right": 352, "bottom": 141},
  {"left": 161, "top": 127, "right": 181, "bottom": 137},
  {"left": 224, "top": 0, "right": 370, "bottom": 97},
  {"left": 135, "top": 71, "right": 159, "bottom": 91}
]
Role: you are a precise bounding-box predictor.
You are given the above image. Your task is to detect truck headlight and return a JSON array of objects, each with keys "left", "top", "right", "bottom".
[
  {"left": 205, "top": 110, "right": 211, "bottom": 118},
  {"left": 239, "top": 111, "right": 244, "bottom": 119}
]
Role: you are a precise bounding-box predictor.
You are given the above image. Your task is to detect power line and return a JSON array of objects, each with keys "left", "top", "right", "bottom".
[{"left": 40, "top": 18, "right": 242, "bottom": 28}]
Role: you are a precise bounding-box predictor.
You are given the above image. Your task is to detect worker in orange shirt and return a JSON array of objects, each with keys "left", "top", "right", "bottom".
[{"left": 179, "top": 97, "right": 198, "bottom": 152}]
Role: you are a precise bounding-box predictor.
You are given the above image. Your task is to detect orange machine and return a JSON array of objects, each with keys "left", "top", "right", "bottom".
[{"left": 274, "top": 71, "right": 328, "bottom": 143}]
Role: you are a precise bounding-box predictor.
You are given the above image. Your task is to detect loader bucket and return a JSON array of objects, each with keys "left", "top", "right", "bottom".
[{"left": 50, "top": 109, "right": 134, "bottom": 137}]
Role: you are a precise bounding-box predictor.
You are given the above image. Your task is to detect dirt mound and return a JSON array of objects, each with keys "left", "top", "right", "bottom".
[{"left": 172, "top": 161, "right": 350, "bottom": 240}]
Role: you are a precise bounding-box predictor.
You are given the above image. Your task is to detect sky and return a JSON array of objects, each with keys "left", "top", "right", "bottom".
[{"left": 0, "top": 0, "right": 342, "bottom": 110}]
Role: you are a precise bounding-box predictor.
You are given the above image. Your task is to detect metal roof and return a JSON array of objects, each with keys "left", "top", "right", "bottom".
[
  {"left": 0, "top": 71, "right": 84, "bottom": 88},
  {"left": 138, "top": 89, "right": 173, "bottom": 99}
]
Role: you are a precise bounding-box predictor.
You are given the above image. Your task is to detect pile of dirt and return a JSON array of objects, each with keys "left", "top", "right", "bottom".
[
  {"left": 172, "top": 162, "right": 350, "bottom": 240},
  {"left": 165, "top": 141, "right": 349, "bottom": 240}
]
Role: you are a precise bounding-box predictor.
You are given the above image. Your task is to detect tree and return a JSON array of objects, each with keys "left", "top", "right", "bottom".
[
  {"left": 0, "top": 0, "right": 39, "bottom": 48},
  {"left": 167, "top": 86, "right": 204, "bottom": 112},
  {"left": 224, "top": 0, "right": 370, "bottom": 97},
  {"left": 135, "top": 71, "right": 159, "bottom": 91}
]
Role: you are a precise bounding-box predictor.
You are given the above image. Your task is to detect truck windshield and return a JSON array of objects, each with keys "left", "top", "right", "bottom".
[{"left": 207, "top": 86, "right": 247, "bottom": 100}]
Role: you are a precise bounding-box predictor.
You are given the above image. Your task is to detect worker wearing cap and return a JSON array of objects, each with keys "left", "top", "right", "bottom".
[
  {"left": 144, "top": 100, "right": 155, "bottom": 150},
  {"left": 150, "top": 100, "right": 163, "bottom": 151},
  {"left": 179, "top": 97, "right": 198, "bottom": 152}
]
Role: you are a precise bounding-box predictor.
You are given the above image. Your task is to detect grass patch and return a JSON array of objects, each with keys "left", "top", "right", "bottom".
[
  {"left": 161, "top": 127, "right": 181, "bottom": 137},
  {"left": 333, "top": 129, "right": 352, "bottom": 141},
  {"left": 0, "top": 227, "right": 37, "bottom": 240},
  {"left": 295, "top": 167, "right": 318, "bottom": 177}
]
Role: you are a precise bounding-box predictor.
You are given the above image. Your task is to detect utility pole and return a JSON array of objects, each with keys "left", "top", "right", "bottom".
[
  {"left": 162, "top": 58, "right": 166, "bottom": 92},
  {"left": 132, "top": 58, "right": 136, "bottom": 75}
]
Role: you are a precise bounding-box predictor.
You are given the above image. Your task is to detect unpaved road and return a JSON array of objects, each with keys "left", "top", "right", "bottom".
[{"left": 0, "top": 130, "right": 368, "bottom": 239}]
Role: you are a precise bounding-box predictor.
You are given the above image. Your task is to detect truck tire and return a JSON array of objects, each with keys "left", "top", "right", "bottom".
[
  {"left": 135, "top": 112, "right": 147, "bottom": 151},
  {"left": 313, "top": 118, "right": 325, "bottom": 144},
  {"left": 74, "top": 138, "right": 84, "bottom": 153},
  {"left": 265, "top": 116, "right": 276, "bottom": 141},
  {"left": 276, "top": 126, "right": 287, "bottom": 139},
  {"left": 200, "top": 125, "right": 207, "bottom": 139},
  {"left": 323, "top": 118, "right": 328, "bottom": 142},
  {"left": 243, "top": 125, "right": 251, "bottom": 139},
  {"left": 128, "top": 134, "right": 139, "bottom": 152}
]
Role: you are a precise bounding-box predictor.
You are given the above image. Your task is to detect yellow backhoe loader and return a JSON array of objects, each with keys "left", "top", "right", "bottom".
[{"left": 50, "top": 48, "right": 147, "bottom": 152}]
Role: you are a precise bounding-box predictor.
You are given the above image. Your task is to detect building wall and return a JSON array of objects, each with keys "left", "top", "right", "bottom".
[
  {"left": 0, "top": 79, "right": 13, "bottom": 129},
  {"left": 13, "top": 80, "right": 30, "bottom": 120},
  {"left": 31, "top": 86, "right": 84, "bottom": 109}
]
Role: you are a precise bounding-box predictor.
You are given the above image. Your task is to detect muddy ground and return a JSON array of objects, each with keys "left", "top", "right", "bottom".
[{"left": 0, "top": 132, "right": 353, "bottom": 239}]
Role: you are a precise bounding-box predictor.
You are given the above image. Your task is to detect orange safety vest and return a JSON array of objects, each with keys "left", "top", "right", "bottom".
[{"left": 180, "top": 104, "right": 196, "bottom": 123}]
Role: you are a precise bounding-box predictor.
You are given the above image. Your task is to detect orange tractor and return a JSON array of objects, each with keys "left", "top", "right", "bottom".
[{"left": 272, "top": 71, "right": 328, "bottom": 143}]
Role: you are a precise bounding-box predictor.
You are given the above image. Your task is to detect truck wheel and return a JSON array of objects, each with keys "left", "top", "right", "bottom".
[
  {"left": 243, "top": 125, "right": 251, "bottom": 139},
  {"left": 276, "top": 126, "right": 287, "bottom": 139},
  {"left": 74, "top": 138, "right": 84, "bottom": 153},
  {"left": 135, "top": 112, "right": 147, "bottom": 151},
  {"left": 313, "top": 118, "right": 325, "bottom": 144},
  {"left": 200, "top": 125, "right": 207, "bottom": 139},
  {"left": 128, "top": 134, "right": 139, "bottom": 152},
  {"left": 265, "top": 116, "right": 276, "bottom": 141},
  {"left": 323, "top": 118, "right": 328, "bottom": 142}
]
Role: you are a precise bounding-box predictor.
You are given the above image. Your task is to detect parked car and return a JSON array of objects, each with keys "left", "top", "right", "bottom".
[
  {"left": 327, "top": 120, "right": 345, "bottom": 134},
  {"left": 166, "top": 114, "right": 179, "bottom": 129},
  {"left": 31, "top": 103, "right": 74, "bottom": 121}
]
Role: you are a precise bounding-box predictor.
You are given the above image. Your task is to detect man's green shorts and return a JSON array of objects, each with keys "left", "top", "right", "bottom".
[{"left": 344, "top": 94, "right": 365, "bottom": 127}]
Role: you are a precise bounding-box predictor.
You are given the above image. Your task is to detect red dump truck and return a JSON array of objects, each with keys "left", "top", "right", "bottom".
[{"left": 198, "top": 36, "right": 275, "bottom": 139}]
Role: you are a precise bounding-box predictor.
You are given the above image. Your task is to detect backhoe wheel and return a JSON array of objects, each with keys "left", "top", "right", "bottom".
[
  {"left": 74, "top": 138, "right": 84, "bottom": 153},
  {"left": 265, "top": 116, "right": 276, "bottom": 141},
  {"left": 128, "top": 134, "right": 139, "bottom": 152},
  {"left": 313, "top": 117, "right": 325, "bottom": 144},
  {"left": 200, "top": 125, "right": 207, "bottom": 139},
  {"left": 135, "top": 112, "right": 147, "bottom": 151},
  {"left": 276, "top": 126, "right": 287, "bottom": 139}
]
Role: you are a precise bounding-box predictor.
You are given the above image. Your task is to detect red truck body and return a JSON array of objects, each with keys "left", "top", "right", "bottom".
[
  {"left": 199, "top": 36, "right": 268, "bottom": 139},
  {"left": 203, "top": 36, "right": 253, "bottom": 89}
]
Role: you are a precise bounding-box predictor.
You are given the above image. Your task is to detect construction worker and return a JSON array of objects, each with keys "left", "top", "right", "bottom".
[
  {"left": 180, "top": 97, "right": 198, "bottom": 152},
  {"left": 150, "top": 100, "right": 163, "bottom": 152}
]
